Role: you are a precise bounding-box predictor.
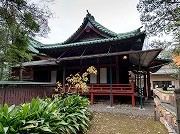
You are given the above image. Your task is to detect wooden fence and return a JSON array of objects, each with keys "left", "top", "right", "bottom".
[{"left": 0, "top": 82, "right": 55, "bottom": 105}]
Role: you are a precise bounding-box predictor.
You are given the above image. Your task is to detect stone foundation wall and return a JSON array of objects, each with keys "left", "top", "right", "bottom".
[
  {"left": 154, "top": 88, "right": 175, "bottom": 105},
  {"left": 153, "top": 89, "right": 177, "bottom": 133}
]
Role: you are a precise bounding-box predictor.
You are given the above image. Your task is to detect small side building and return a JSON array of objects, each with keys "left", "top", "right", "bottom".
[{"left": 151, "top": 65, "right": 180, "bottom": 90}]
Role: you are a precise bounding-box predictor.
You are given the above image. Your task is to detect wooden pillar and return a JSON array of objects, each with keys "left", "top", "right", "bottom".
[
  {"left": 143, "top": 73, "right": 147, "bottom": 97},
  {"left": 110, "top": 60, "right": 113, "bottom": 107},
  {"left": 132, "top": 95, "right": 135, "bottom": 107},
  {"left": 131, "top": 83, "right": 135, "bottom": 107},
  {"left": 135, "top": 74, "right": 137, "bottom": 87},
  {"left": 175, "top": 89, "right": 180, "bottom": 134},
  {"left": 147, "top": 70, "right": 151, "bottom": 99},
  {"left": 97, "top": 58, "right": 100, "bottom": 84},
  {"left": 90, "top": 93, "right": 94, "bottom": 104},
  {"left": 116, "top": 56, "right": 119, "bottom": 83},
  {"left": 19, "top": 67, "right": 23, "bottom": 81}
]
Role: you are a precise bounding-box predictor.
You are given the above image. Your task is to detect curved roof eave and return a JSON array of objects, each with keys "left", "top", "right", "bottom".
[{"left": 38, "top": 31, "right": 145, "bottom": 50}]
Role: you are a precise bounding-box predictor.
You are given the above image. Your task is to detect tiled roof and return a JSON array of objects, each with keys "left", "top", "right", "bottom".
[
  {"left": 85, "top": 13, "right": 118, "bottom": 37},
  {"left": 29, "top": 12, "right": 145, "bottom": 51},
  {"left": 38, "top": 32, "right": 144, "bottom": 50},
  {"left": 152, "top": 68, "right": 178, "bottom": 74},
  {"left": 28, "top": 43, "right": 39, "bottom": 54},
  {"left": 28, "top": 38, "right": 47, "bottom": 55}
]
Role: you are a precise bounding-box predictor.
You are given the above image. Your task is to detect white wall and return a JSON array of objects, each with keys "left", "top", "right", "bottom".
[
  {"left": 150, "top": 74, "right": 179, "bottom": 89},
  {"left": 51, "top": 70, "right": 57, "bottom": 83},
  {"left": 90, "top": 74, "right": 97, "bottom": 83},
  {"left": 100, "top": 68, "right": 107, "bottom": 83}
]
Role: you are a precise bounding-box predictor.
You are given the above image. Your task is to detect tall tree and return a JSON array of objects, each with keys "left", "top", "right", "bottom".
[
  {"left": 137, "top": 0, "right": 180, "bottom": 87},
  {"left": 137, "top": 0, "right": 179, "bottom": 39},
  {"left": 0, "top": 0, "right": 52, "bottom": 80}
]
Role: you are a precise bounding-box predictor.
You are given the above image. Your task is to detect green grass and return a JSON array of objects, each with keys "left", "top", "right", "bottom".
[{"left": 87, "top": 112, "right": 168, "bottom": 134}]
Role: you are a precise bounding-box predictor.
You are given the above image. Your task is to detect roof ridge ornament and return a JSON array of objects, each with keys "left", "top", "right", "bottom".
[
  {"left": 86, "top": 10, "right": 95, "bottom": 20},
  {"left": 86, "top": 10, "right": 90, "bottom": 15}
]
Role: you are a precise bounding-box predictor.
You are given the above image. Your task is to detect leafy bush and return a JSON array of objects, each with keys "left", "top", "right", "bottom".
[
  {"left": 56, "top": 95, "right": 91, "bottom": 133},
  {"left": 0, "top": 95, "right": 91, "bottom": 134}
]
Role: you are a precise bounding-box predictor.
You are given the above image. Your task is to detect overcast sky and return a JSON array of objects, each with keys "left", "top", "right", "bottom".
[{"left": 36, "top": 0, "right": 142, "bottom": 44}]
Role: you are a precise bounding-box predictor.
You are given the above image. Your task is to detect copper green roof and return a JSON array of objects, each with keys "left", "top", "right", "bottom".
[
  {"left": 28, "top": 38, "right": 47, "bottom": 55},
  {"left": 63, "top": 12, "right": 143, "bottom": 43},
  {"left": 38, "top": 32, "right": 144, "bottom": 50},
  {"left": 29, "top": 12, "right": 145, "bottom": 51},
  {"left": 28, "top": 43, "right": 39, "bottom": 54}
]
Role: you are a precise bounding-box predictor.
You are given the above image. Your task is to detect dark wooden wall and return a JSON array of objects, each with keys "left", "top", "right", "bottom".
[{"left": 0, "top": 84, "right": 54, "bottom": 105}]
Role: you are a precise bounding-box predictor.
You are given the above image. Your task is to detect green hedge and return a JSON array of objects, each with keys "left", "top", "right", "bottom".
[{"left": 0, "top": 94, "right": 91, "bottom": 134}]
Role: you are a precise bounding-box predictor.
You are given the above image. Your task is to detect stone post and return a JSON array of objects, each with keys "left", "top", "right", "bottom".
[{"left": 174, "top": 89, "right": 180, "bottom": 134}]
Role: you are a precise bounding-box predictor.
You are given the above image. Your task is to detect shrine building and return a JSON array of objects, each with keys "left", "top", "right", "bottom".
[{"left": 12, "top": 12, "right": 170, "bottom": 106}]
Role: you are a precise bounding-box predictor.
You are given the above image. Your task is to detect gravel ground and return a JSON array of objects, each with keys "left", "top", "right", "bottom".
[{"left": 87, "top": 101, "right": 155, "bottom": 118}]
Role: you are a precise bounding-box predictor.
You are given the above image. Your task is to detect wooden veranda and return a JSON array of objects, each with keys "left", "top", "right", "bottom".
[{"left": 86, "top": 84, "right": 135, "bottom": 106}]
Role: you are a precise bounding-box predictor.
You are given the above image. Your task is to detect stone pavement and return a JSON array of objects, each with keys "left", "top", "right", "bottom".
[{"left": 88, "top": 99, "right": 155, "bottom": 118}]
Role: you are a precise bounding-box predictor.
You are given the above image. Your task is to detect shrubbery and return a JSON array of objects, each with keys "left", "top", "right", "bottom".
[{"left": 0, "top": 95, "right": 91, "bottom": 134}]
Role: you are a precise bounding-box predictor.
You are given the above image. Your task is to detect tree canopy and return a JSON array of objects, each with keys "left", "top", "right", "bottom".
[
  {"left": 137, "top": 0, "right": 179, "bottom": 39},
  {"left": 137, "top": 0, "right": 180, "bottom": 83},
  {"left": 0, "top": 0, "right": 52, "bottom": 63},
  {"left": 137, "top": 0, "right": 179, "bottom": 66},
  {"left": 0, "top": 0, "right": 52, "bottom": 79}
]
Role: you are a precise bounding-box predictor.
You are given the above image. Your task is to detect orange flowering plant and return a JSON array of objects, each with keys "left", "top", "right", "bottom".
[
  {"left": 172, "top": 46, "right": 180, "bottom": 68},
  {"left": 172, "top": 55, "right": 180, "bottom": 67},
  {"left": 53, "top": 66, "right": 97, "bottom": 98}
]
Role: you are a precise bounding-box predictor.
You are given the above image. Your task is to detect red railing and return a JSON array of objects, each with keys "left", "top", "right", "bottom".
[
  {"left": 71, "top": 84, "right": 136, "bottom": 107},
  {"left": 88, "top": 84, "right": 134, "bottom": 94}
]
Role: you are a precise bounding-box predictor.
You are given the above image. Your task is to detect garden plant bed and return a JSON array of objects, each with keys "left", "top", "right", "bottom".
[{"left": 87, "top": 112, "right": 168, "bottom": 134}]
